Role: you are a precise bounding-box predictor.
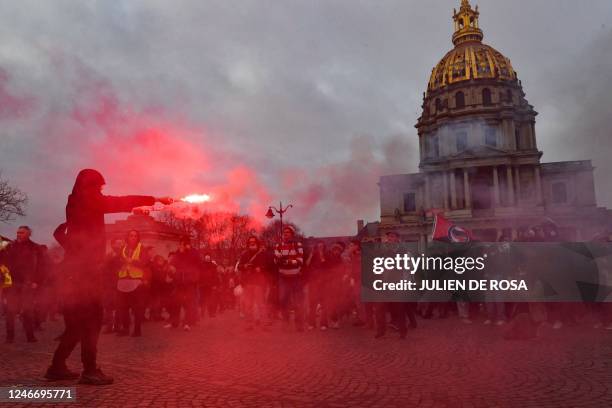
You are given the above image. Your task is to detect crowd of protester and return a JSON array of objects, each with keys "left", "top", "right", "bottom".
[
  {"left": 2, "top": 221, "right": 612, "bottom": 350},
  {"left": 2, "top": 169, "right": 610, "bottom": 387}
]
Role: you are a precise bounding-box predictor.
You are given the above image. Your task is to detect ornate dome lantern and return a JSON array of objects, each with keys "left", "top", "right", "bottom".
[{"left": 428, "top": 0, "right": 517, "bottom": 91}]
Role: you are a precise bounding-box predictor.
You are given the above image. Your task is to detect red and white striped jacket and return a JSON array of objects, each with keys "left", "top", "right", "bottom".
[{"left": 274, "top": 240, "right": 304, "bottom": 276}]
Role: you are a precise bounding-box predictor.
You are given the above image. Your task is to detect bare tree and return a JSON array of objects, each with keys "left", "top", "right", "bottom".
[
  {"left": 0, "top": 173, "right": 27, "bottom": 223},
  {"left": 159, "top": 210, "right": 257, "bottom": 264}
]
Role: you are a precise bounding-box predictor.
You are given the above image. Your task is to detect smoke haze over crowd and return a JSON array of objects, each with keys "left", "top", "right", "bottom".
[{"left": 0, "top": 0, "right": 611, "bottom": 241}]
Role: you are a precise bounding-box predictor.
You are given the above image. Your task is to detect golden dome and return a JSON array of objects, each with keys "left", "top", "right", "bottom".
[{"left": 428, "top": 1, "right": 517, "bottom": 91}]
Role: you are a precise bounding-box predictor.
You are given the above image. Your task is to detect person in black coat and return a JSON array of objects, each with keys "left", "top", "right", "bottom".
[
  {"left": 45, "top": 169, "right": 171, "bottom": 385},
  {"left": 2, "top": 225, "right": 45, "bottom": 343},
  {"left": 235, "top": 236, "right": 268, "bottom": 330},
  {"left": 199, "top": 253, "right": 220, "bottom": 318},
  {"left": 305, "top": 241, "right": 331, "bottom": 330},
  {"left": 168, "top": 238, "right": 201, "bottom": 331}
]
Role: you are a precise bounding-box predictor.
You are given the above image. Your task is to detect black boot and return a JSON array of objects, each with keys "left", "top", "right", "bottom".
[
  {"left": 45, "top": 365, "right": 80, "bottom": 381},
  {"left": 79, "top": 368, "right": 114, "bottom": 385}
]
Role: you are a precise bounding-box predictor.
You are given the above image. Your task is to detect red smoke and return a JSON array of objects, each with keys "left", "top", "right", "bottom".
[
  {"left": 43, "top": 74, "right": 272, "bottom": 231},
  {"left": 10, "top": 59, "right": 416, "bottom": 239}
]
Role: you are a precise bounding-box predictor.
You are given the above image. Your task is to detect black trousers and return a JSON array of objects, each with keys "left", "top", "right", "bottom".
[
  {"left": 51, "top": 301, "right": 103, "bottom": 373},
  {"left": 199, "top": 286, "right": 218, "bottom": 317},
  {"left": 375, "top": 303, "right": 407, "bottom": 336},
  {"left": 117, "top": 287, "right": 145, "bottom": 334},
  {"left": 307, "top": 281, "right": 329, "bottom": 327},
  {"left": 404, "top": 302, "right": 418, "bottom": 329},
  {"left": 169, "top": 286, "right": 198, "bottom": 327},
  {"left": 4, "top": 286, "right": 35, "bottom": 341}
]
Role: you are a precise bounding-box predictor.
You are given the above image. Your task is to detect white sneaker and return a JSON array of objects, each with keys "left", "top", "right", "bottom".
[
  {"left": 307, "top": 325, "right": 315, "bottom": 331},
  {"left": 183, "top": 324, "right": 191, "bottom": 331},
  {"left": 495, "top": 320, "right": 506, "bottom": 326},
  {"left": 483, "top": 320, "right": 492, "bottom": 325},
  {"left": 320, "top": 326, "right": 328, "bottom": 331},
  {"left": 163, "top": 323, "right": 173, "bottom": 329},
  {"left": 604, "top": 324, "right": 612, "bottom": 330},
  {"left": 552, "top": 321, "right": 563, "bottom": 330}
]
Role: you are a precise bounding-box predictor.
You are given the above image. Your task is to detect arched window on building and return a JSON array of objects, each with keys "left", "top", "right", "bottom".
[
  {"left": 482, "top": 88, "right": 492, "bottom": 106},
  {"left": 435, "top": 98, "right": 442, "bottom": 113},
  {"left": 429, "top": 134, "right": 440, "bottom": 158},
  {"left": 455, "top": 91, "right": 465, "bottom": 109}
]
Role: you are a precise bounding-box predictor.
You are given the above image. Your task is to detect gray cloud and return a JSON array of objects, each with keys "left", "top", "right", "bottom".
[{"left": 0, "top": 0, "right": 611, "bottom": 241}]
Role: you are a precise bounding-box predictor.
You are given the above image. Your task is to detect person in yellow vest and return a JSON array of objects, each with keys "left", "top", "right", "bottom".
[
  {"left": 116, "top": 230, "right": 150, "bottom": 337},
  {"left": 1, "top": 239, "right": 12, "bottom": 293},
  {"left": 0, "top": 263, "right": 10, "bottom": 327},
  {"left": 0, "top": 264, "right": 12, "bottom": 287}
]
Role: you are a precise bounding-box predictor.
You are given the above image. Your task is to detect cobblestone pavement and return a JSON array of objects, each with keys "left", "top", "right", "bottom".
[{"left": 1, "top": 312, "right": 611, "bottom": 408}]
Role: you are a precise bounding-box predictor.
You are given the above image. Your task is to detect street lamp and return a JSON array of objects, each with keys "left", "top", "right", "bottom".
[{"left": 265, "top": 201, "right": 293, "bottom": 245}]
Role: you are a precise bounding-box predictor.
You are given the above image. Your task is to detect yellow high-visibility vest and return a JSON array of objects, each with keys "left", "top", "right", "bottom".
[
  {"left": 0, "top": 264, "right": 12, "bottom": 288},
  {"left": 118, "top": 243, "right": 145, "bottom": 279}
]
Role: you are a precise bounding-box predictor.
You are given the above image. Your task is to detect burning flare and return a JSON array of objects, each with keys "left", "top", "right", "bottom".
[{"left": 181, "top": 194, "right": 211, "bottom": 204}]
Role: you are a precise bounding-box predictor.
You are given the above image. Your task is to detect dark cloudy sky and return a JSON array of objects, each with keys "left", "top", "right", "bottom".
[{"left": 1, "top": 0, "right": 611, "bottom": 242}]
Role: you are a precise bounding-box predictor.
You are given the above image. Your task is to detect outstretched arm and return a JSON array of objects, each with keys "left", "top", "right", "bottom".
[{"left": 103, "top": 195, "right": 172, "bottom": 214}]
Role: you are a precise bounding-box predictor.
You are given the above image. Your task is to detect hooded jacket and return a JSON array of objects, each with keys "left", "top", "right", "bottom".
[
  {"left": 61, "top": 169, "right": 155, "bottom": 297},
  {"left": 64, "top": 169, "right": 155, "bottom": 264}
]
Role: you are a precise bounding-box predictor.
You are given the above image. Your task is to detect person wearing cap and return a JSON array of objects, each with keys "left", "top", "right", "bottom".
[
  {"left": 274, "top": 225, "right": 305, "bottom": 331},
  {"left": 45, "top": 169, "right": 172, "bottom": 385}
]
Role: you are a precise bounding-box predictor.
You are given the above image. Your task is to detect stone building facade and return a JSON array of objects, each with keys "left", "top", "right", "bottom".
[
  {"left": 376, "top": 0, "right": 612, "bottom": 244},
  {"left": 106, "top": 213, "right": 183, "bottom": 257}
]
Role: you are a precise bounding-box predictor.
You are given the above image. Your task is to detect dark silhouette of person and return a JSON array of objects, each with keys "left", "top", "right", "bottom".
[
  {"left": 45, "top": 169, "right": 171, "bottom": 385},
  {"left": 2, "top": 225, "right": 45, "bottom": 343}
]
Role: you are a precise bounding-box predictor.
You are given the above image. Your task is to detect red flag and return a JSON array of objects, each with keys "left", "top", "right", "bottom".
[{"left": 432, "top": 213, "right": 471, "bottom": 243}]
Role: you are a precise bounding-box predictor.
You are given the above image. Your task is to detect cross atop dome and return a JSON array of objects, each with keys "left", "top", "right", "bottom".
[{"left": 452, "top": 0, "right": 484, "bottom": 46}]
